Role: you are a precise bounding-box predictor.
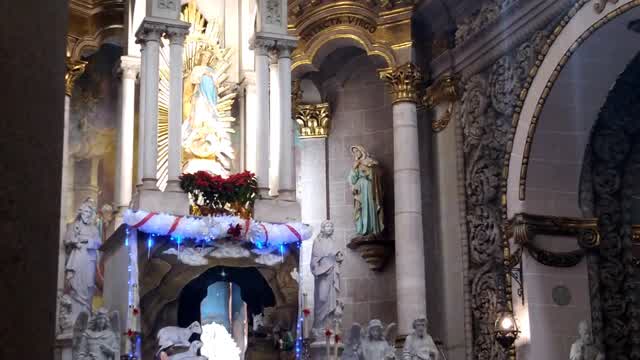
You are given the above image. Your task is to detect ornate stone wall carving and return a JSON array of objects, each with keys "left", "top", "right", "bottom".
[
  {"left": 455, "top": 30, "right": 545, "bottom": 360},
  {"left": 581, "top": 53, "right": 640, "bottom": 359},
  {"left": 266, "top": 0, "right": 282, "bottom": 26},
  {"left": 455, "top": 0, "right": 522, "bottom": 47}
]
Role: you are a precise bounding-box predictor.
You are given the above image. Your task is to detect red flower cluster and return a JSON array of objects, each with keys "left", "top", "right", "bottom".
[
  {"left": 334, "top": 334, "right": 341, "bottom": 343},
  {"left": 303, "top": 308, "right": 311, "bottom": 317},
  {"left": 132, "top": 307, "right": 139, "bottom": 316},
  {"left": 227, "top": 224, "right": 242, "bottom": 238},
  {"left": 180, "top": 171, "right": 258, "bottom": 216},
  {"left": 325, "top": 329, "right": 333, "bottom": 337}
]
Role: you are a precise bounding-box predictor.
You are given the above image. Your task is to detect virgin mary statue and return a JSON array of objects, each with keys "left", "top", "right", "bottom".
[{"left": 349, "top": 145, "right": 384, "bottom": 236}]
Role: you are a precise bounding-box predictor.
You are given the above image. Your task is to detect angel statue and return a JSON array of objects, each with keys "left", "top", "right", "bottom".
[
  {"left": 72, "top": 308, "right": 120, "bottom": 360},
  {"left": 349, "top": 145, "right": 384, "bottom": 237},
  {"left": 63, "top": 198, "right": 102, "bottom": 329},
  {"left": 342, "top": 319, "right": 397, "bottom": 360},
  {"left": 402, "top": 317, "right": 438, "bottom": 360}
]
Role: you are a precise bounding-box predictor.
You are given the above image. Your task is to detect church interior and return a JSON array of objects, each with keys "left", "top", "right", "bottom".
[{"left": 1, "top": 0, "right": 640, "bottom": 360}]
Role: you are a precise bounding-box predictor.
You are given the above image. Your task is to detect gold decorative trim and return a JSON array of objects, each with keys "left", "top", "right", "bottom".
[
  {"left": 502, "top": 0, "right": 640, "bottom": 204},
  {"left": 379, "top": 63, "right": 423, "bottom": 104},
  {"left": 295, "top": 103, "right": 331, "bottom": 138},
  {"left": 508, "top": 213, "right": 599, "bottom": 248},
  {"left": 424, "top": 74, "right": 460, "bottom": 132},
  {"left": 65, "top": 57, "right": 87, "bottom": 97}
]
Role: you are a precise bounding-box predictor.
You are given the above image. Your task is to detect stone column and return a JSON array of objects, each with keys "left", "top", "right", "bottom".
[
  {"left": 249, "top": 38, "right": 273, "bottom": 196},
  {"left": 115, "top": 56, "right": 140, "bottom": 213},
  {"left": 165, "top": 25, "right": 190, "bottom": 192},
  {"left": 135, "top": 22, "right": 164, "bottom": 191},
  {"left": 381, "top": 63, "right": 427, "bottom": 336},
  {"left": 277, "top": 41, "right": 297, "bottom": 201},
  {"left": 269, "top": 53, "right": 281, "bottom": 196},
  {"left": 136, "top": 43, "right": 146, "bottom": 187}
]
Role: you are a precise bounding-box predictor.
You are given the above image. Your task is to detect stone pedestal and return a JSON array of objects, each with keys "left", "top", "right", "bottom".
[
  {"left": 253, "top": 198, "right": 302, "bottom": 223},
  {"left": 134, "top": 188, "right": 190, "bottom": 215},
  {"left": 309, "top": 340, "right": 343, "bottom": 360}
]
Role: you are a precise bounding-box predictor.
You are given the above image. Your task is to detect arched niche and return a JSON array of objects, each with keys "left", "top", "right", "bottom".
[
  {"left": 506, "top": 0, "right": 640, "bottom": 217},
  {"left": 503, "top": 2, "right": 640, "bottom": 358}
]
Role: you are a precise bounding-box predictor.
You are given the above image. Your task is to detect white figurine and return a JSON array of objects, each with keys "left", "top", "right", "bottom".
[
  {"left": 570, "top": 321, "right": 604, "bottom": 360},
  {"left": 343, "top": 319, "right": 397, "bottom": 360},
  {"left": 168, "top": 340, "right": 207, "bottom": 360},
  {"left": 403, "top": 317, "right": 438, "bottom": 360},
  {"left": 157, "top": 321, "right": 203, "bottom": 355}
]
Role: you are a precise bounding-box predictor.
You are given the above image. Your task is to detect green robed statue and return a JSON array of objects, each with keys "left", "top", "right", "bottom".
[{"left": 349, "top": 145, "right": 384, "bottom": 236}]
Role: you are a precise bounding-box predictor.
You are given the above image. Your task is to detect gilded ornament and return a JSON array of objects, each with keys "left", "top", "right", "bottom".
[
  {"left": 424, "top": 74, "right": 460, "bottom": 132},
  {"left": 295, "top": 103, "right": 331, "bottom": 138},
  {"left": 379, "top": 63, "right": 423, "bottom": 104},
  {"left": 65, "top": 57, "right": 87, "bottom": 97}
]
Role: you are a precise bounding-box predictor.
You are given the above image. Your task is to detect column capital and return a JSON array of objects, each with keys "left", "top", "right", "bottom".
[
  {"left": 379, "top": 63, "right": 424, "bottom": 104},
  {"left": 135, "top": 20, "right": 165, "bottom": 43},
  {"left": 249, "top": 36, "right": 276, "bottom": 56},
  {"left": 166, "top": 23, "right": 190, "bottom": 45},
  {"left": 65, "top": 57, "right": 87, "bottom": 97},
  {"left": 118, "top": 55, "right": 141, "bottom": 80},
  {"left": 276, "top": 39, "right": 298, "bottom": 59},
  {"left": 295, "top": 103, "right": 331, "bottom": 139}
]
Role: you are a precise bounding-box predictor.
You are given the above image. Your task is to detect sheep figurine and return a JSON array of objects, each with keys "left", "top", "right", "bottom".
[
  {"left": 157, "top": 321, "right": 203, "bottom": 355},
  {"left": 165, "top": 340, "right": 207, "bottom": 360}
]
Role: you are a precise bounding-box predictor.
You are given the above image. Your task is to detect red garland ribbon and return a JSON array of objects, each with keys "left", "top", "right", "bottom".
[
  {"left": 259, "top": 223, "right": 269, "bottom": 244},
  {"left": 285, "top": 224, "right": 302, "bottom": 242},
  {"left": 133, "top": 212, "right": 156, "bottom": 228},
  {"left": 167, "top": 216, "right": 183, "bottom": 236}
]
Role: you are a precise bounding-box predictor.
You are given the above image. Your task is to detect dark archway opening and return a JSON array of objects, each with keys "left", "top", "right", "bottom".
[{"left": 177, "top": 266, "right": 276, "bottom": 328}]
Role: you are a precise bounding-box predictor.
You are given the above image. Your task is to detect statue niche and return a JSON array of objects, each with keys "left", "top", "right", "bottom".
[{"left": 346, "top": 145, "right": 393, "bottom": 271}]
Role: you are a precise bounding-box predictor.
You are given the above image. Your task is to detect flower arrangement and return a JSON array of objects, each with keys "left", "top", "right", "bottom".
[{"left": 179, "top": 171, "right": 257, "bottom": 218}]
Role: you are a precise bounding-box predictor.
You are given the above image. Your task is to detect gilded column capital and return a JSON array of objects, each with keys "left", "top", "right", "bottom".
[
  {"left": 424, "top": 74, "right": 460, "bottom": 132},
  {"left": 65, "top": 57, "right": 87, "bottom": 97},
  {"left": 295, "top": 102, "right": 331, "bottom": 139},
  {"left": 379, "top": 63, "right": 424, "bottom": 104}
]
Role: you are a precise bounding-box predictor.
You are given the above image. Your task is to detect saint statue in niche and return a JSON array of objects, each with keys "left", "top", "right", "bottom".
[
  {"left": 310, "top": 220, "right": 343, "bottom": 335},
  {"left": 349, "top": 145, "right": 384, "bottom": 237},
  {"left": 63, "top": 197, "right": 102, "bottom": 329}
]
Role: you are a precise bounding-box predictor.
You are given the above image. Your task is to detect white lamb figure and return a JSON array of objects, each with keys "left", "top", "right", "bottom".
[
  {"left": 157, "top": 321, "right": 203, "bottom": 354},
  {"left": 168, "top": 340, "right": 207, "bottom": 360}
]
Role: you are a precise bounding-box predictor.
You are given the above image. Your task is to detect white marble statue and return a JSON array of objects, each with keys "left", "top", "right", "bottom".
[
  {"left": 343, "top": 319, "right": 397, "bottom": 360},
  {"left": 402, "top": 317, "right": 438, "bottom": 360},
  {"left": 570, "top": 321, "right": 604, "bottom": 360},
  {"left": 311, "top": 220, "right": 344, "bottom": 335},
  {"left": 72, "top": 308, "right": 120, "bottom": 360},
  {"left": 169, "top": 340, "right": 206, "bottom": 360},
  {"left": 157, "top": 321, "right": 203, "bottom": 355},
  {"left": 64, "top": 198, "right": 102, "bottom": 327}
]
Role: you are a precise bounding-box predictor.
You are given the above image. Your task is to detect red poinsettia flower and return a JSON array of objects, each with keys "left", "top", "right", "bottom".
[
  {"left": 334, "top": 334, "right": 341, "bottom": 343},
  {"left": 127, "top": 329, "right": 134, "bottom": 338},
  {"left": 303, "top": 308, "right": 311, "bottom": 317},
  {"left": 132, "top": 308, "right": 139, "bottom": 316},
  {"left": 227, "top": 224, "right": 242, "bottom": 237},
  {"left": 325, "top": 329, "right": 332, "bottom": 337}
]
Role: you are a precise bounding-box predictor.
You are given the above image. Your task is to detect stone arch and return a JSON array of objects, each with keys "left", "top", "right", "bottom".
[
  {"left": 291, "top": 28, "right": 397, "bottom": 77},
  {"left": 505, "top": 0, "right": 640, "bottom": 218}
]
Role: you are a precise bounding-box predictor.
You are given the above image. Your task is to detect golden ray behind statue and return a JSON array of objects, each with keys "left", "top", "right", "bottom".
[{"left": 157, "top": 0, "right": 238, "bottom": 189}]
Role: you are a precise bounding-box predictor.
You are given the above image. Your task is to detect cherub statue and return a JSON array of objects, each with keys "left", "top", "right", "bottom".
[
  {"left": 403, "top": 317, "right": 438, "bottom": 360},
  {"left": 570, "top": 321, "right": 604, "bottom": 360},
  {"left": 72, "top": 308, "right": 120, "bottom": 360},
  {"left": 342, "top": 319, "right": 397, "bottom": 360}
]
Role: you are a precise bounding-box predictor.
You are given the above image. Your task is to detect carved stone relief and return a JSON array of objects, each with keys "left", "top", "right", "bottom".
[
  {"left": 455, "top": 0, "right": 522, "bottom": 46},
  {"left": 455, "top": 30, "right": 545, "bottom": 360},
  {"left": 266, "top": 0, "right": 282, "bottom": 26},
  {"left": 581, "top": 53, "right": 640, "bottom": 358}
]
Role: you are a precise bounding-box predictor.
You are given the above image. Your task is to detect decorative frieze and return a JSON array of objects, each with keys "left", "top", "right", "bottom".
[
  {"left": 379, "top": 63, "right": 423, "bottom": 104},
  {"left": 455, "top": 0, "right": 521, "bottom": 46}
]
